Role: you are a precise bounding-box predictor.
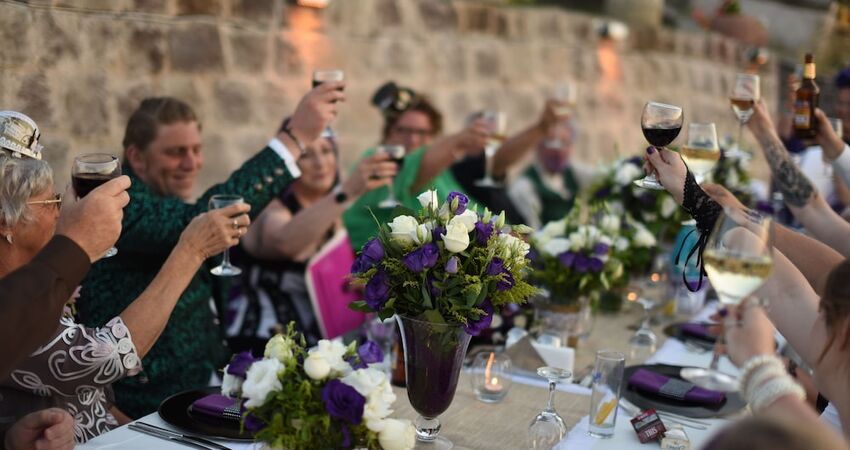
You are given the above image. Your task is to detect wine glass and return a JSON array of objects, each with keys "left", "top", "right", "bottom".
[
  {"left": 553, "top": 82, "right": 578, "bottom": 117},
  {"left": 312, "top": 69, "right": 344, "bottom": 89},
  {"left": 635, "top": 102, "right": 683, "bottom": 190},
  {"left": 680, "top": 209, "right": 774, "bottom": 391},
  {"left": 474, "top": 111, "right": 507, "bottom": 188},
  {"left": 528, "top": 366, "right": 572, "bottom": 449},
  {"left": 728, "top": 73, "right": 760, "bottom": 160},
  {"left": 209, "top": 194, "right": 245, "bottom": 277},
  {"left": 376, "top": 144, "right": 405, "bottom": 209},
  {"left": 628, "top": 254, "right": 668, "bottom": 361},
  {"left": 72, "top": 153, "right": 122, "bottom": 258},
  {"left": 682, "top": 123, "right": 720, "bottom": 184}
]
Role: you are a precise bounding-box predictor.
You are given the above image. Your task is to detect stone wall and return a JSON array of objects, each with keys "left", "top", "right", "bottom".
[{"left": 0, "top": 0, "right": 777, "bottom": 194}]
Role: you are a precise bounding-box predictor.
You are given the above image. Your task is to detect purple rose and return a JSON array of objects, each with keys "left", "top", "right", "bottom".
[
  {"left": 226, "top": 351, "right": 259, "bottom": 378},
  {"left": 474, "top": 221, "right": 494, "bottom": 246},
  {"left": 593, "top": 243, "right": 609, "bottom": 255},
  {"left": 403, "top": 243, "right": 439, "bottom": 273},
  {"left": 365, "top": 269, "right": 391, "bottom": 310},
  {"left": 358, "top": 341, "right": 384, "bottom": 366},
  {"left": 464, "top": 299, "right": 494, "bottom": 336},
  {"left": 445, "top": 256, "right": 459, "bottom": 274},
  {"left": 352, "top": 238, "right": 384, "bottom": 273},
  {"left": 322, "top": 379, "right": 365, "bottom": 425},
  {"left": 244, "top": 413, "right": 264, "bottom": 432},
  {"left": 447, "top": 191, "right": 469, "bottom": 215},
  {"left": 558, "top": 251, "right": 576, "bottom": 268},
  {"left": 574, "top": 253, "right": 590, "bottom": 273},
  {"left": 589, "top": 257, "right": 604, "bottom": 273},
  {"left": 486, "top": 257, "right": 505, "bottom": 276}
]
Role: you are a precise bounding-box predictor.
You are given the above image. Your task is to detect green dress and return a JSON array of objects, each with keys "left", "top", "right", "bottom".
[
  {"left": 343, "top": 146, "right": 473, "bottom": 252},
  {"left": 77, "top": 146, "right": 296, "bottom": 418}
]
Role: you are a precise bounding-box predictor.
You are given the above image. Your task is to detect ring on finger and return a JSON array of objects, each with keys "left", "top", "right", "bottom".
[{"left": 232, "top": 219, "right": 239, "bottom": 230}]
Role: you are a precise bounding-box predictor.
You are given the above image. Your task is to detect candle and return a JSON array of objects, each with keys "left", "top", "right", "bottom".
[{"left": 484, "top": 352, "right": 503, "bottom": 393}]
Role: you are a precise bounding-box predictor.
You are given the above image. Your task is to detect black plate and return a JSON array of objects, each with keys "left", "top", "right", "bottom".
[
  {"left": 622, "top": 364, "right": 745, "bottom": 419},
  {"left": 158, "top": 387, "right": 254, "bottom": 441},
  {"left": 663, "top": 323, "right": 717, "bottom": 350}
]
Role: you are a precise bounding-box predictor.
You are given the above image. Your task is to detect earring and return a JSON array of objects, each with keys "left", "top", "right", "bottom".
[{"left": 4, "top": 234, "right": 12, "bottom": 245}]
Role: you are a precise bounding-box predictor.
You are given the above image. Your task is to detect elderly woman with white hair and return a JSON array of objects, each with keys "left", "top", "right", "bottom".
[{"left": 0, "top": 148, "right": 251, "bottom": 443}]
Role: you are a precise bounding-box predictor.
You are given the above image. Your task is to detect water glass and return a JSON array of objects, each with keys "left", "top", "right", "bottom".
[
  {"left": 470, "top": 351, "right": 512, "bottom": 403},
  {"left": 209, "top": 194, "right": 244, "bottom": 277},
  {"left": 588, "top": 350, "right": 625, "bottom": 438}
]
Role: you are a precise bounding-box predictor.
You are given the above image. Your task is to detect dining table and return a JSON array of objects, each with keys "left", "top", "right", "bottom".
[{"left": 78, "top": 302, "right": 744, "bottom": 450}]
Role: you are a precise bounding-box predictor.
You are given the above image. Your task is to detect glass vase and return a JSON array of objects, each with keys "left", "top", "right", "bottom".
[
  {"left": 534, "top": 293, "right": 593, "bottom": 348},
  {"left": 397, "top": 315, "right": 472, "bottom": 450}
]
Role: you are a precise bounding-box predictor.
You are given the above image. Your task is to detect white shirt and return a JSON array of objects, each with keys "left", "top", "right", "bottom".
[{"left": 507, "top": 160, "right": 598, "bottom": 230}]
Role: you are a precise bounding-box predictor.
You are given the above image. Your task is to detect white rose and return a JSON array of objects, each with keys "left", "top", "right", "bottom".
[
  {"left": 442, "top": 222, "right": 470, "bottom": 253},
  {"left": 450, "top": 209, "right": 478, "bottom": 233},
  {"left": 303, "top": 340, "right": 350, "bottom": 381},
  {"left": 633, "top": 224, "right": 657, "bottom": 247},
  {"left": 614, "top": 162, "right": 642, "bottom": 186},
  {"left": 242, "top": 358, "right": 284, "bottom": 408},
  {"left": 264, "top": 335, "right": 294, "bottom": 363},
  {"left": 417, "top": 190, "right": 439, "bottom": 211},
  {"left": 615, "top": 237, "right": 630, "bottom": 252},
  {"left": 660, "top": 195, "right": 678, "bottom": 219},
  {"left": 304, "top": 354, "right": 331, "bottom": 380},
  {"left": 342, "top": 368, "right": 397, "bottom": 431},
  {"left": 542, "top": 237, "right": 571, "bottom": 256},
  {"left": 389, "top": 215, "right": 420, "bottom": 248},
  {"left": 220, "top": 369, "right": 243, "bottom": 397},
  {"left": 379, "top": 418, "right": 417, "bottom": 450},
  {"left": 600, "top": 215, "right": 621, "bottom": 235}
]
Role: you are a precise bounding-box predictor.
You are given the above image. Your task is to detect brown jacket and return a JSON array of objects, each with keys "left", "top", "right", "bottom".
[{"left": 0, "top": 235, "right": 90, "bottom": 379}]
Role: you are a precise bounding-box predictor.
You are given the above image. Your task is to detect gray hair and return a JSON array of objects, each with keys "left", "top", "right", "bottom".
[{"left": 0, "top": 153, "right": 53, "bottom": 227}]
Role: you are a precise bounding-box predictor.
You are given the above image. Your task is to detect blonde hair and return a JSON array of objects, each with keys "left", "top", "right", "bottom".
[{"left": 0, "top": 153, "right": 53, "bottom": 227}]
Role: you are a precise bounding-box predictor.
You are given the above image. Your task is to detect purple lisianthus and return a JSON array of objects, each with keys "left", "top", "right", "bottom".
[
  {"left": 486, "top": 257, "right": 514, "bottom": 291},
  {"left": 431, "top": 225, "right": 446, "bottom": 243},
  {"left": 593, "top": 243, "right": 609, "bottom": 255},
  {"left": 574, "top": 253, "right": 591, "bottom": 273},
  {"left": 244, "top": 413, "right": 264, "bottom": 432},
  {"left": 226, "top": 351, "right": 259, "bottom": 378},
  {"left": 589, "top": 257, "right": 604, "bottom": 273},
  {"left": 486, "top": 257, "right": 504, "bottom": 276},
  {"left": 427, "top": 273, "right": 442, "bottom": 297},
  {"left": 322, "top": 379, "right": 365, "bottom": 425},
  {"left": 445, "top": 256, "right": 459, "bottom": 274},
  {"left": 474, "top": 221, "right": 494, "bottom": 246},
  {"left": 403, "top": 243, "right": 439, "bottom": 273},
  {"left": 594, "top": 186, "right": 612, "bottom": 199},
  {"left": 464, "top": 299, "right": 494, "bottom": 336},
  {"left": 352, "top": 238, "right": 384, "bottom": 273},
  {"left": 558, "top": 251, "right": 576, "bottom": 268},
  {"left": 365, "top": 269, "right": 391, "bottom": 310},
  {"left": 497, "top": 271, "right": 515, "bottom": 291},
  {"left": 447, "top": 191, "right": 469, "bottom": 215},
  {"left": 358, "top": 341, "right": 384, "bottom": 366}
]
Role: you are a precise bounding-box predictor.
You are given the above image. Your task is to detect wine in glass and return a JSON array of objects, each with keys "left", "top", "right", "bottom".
[
  {"left": 728, "top": 74, "right": 760, "bottom": 159},
  {"left": 72, "top": 153, "right": 122, "bottom": 257},
  {"left": 528, "top": 366, "right": 572, "bottom": 449},
  {"left": 553, "top": 82, "right": 578, "bottom": 117},
  {"left": 376, "top": 144, "right": 405, "bottom": 209},
  {"left": 680, "top": 209, "right": 774, "bottom": 391},
  {"left": 474, "top": 110, "right": 507, "bottom": 188},
  {"left": 681, "top": 122, "right": 720, "bottom": 184},
  {"left": 312, "top": 69, "right": 344, "bottom": 89},
  {"left": 209, "top": 194, "right": 245, "bottom": 277},
  {"left": 635, "top": 102, "right": 683, "bottom": 190}
]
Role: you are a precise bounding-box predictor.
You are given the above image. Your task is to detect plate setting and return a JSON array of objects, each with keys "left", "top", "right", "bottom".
[{"left": 158, "top": 387, "right": 255, "bottom": 442}]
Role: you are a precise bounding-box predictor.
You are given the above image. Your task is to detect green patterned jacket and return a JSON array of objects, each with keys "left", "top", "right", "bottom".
[{"left": 77, "top": 146, "right": 296, "bottom": 418}]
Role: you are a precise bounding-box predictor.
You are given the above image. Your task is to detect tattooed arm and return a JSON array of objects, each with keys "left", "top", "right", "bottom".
[{"left": 748, "top": 100, "right": 850, "bottom": 258}]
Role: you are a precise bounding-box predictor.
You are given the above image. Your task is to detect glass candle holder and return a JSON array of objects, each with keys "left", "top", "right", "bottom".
[{"left": 470, "top": 351, "right": 512, "bottom": 403}]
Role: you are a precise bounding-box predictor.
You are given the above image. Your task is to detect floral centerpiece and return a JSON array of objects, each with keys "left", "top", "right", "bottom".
[
  {"left": 220, "top": 323, "right": 415, "bottom": 450},
  {"left": 349, "top": 190, "right": 536, "bottom": 446}
]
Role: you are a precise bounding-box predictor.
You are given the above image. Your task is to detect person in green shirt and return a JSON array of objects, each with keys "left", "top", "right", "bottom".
[{"left": 77, "top": 83, "right": 343, "bottom": 418}]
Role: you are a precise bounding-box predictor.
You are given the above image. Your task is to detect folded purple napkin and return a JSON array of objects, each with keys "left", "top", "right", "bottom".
[
  {"left": 680, "top": 323, "right": 716, "bottom": 342},
  {"left": 191, "top": 394, "right": 242, "bottom": 420},
  {"left": 628, "top": 369, "right": 725, "bottom": 406}
]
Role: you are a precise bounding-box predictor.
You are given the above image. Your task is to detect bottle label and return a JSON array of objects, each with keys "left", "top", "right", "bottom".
[
  {"left": 804, "top": 62, "right": 816, "bottom": 79},
  {"left": 794, "top": 100, "right": 812, "bottom": 128}
]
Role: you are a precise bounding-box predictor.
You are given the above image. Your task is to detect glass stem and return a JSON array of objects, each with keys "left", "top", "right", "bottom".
[
  {"left": 222, "top": 248, "right": 232, "bottom": 268},
  {"left": 387, "top": 179, "right": 396, "bottom": 203},
  {"left": 641, "top": 306, "right": 652, "bottom": 331},
  {"left": 709, "top": 326, "right": 724, "bottom": 371},
  {"left": 737, "top": 121, "right": 744, "bottom": 149},
  {"left": 546, "top": 380, "right": 556, "bottom": 413},
  {"left": 484, "top": 145, "right": 495, "bottom": 181}
]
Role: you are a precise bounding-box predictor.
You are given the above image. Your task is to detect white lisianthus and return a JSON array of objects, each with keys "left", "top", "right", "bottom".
[
  {"left": 342, "top": 368, "right": 397, "bottom": 432},
  {"left": 304, "top": 354, "right": 331, "bottom": 380},
  {"left": 389, "top": 215, "right": 420, "bottom": 248},
  {"left": 442, "top": 222, "right": 470, "bottom": 253},
  {"left": 241, "top": 358, "right": 284, "bottom": 408},
  {"left": 600, "top": 215, "right": 621, "bottom": 235},
  {"left": 614, "top": 162, "right": 643, "bottom": 186},
  {"left": 220, "top": 369, "right": 243, "bottom": 397},
  {"left": 304, "top": 339, "right": 350, "bottom": 381},
  {"left": 264, "top": 334, "right": 295, "bottom": 363},
  {"left": 450, "top": 209, "right": 478, "bottom": 233},
  {"left": 568, "top": 231, "right": 587, "bottom": 251},
  {"left": 539, "top": 219, "right": 566, "bottom": 240},
  {"left": 378, "top": 418, "right": 417, "bottom": 450},
  {"left": 498, "top": 233, "right": 529, "bottom": 263},
  {"left": 412, "top": 223, "right": 432, "bottom": 245},
  {"left": 542, "top": 237, "right": 571, "bottom": 257},
  {"left": 615, "top": 237, "right": 630, "bottom": 252},
  {"left": 633, "top": 223, "right": 657, "bottom": 247},
  {"left": 417, "top": 190, "right": 439, "bottom": 211},
  {"left": 660, "top": 195, "right": 678, "bottom": 219}
]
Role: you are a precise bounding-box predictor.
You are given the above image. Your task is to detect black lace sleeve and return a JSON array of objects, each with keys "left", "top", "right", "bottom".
[{"left": 675, "top": 171, "right": 723, "bottom": 291}]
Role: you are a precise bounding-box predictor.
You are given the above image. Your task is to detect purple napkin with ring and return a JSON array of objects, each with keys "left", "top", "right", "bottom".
[
  {"left": 191, "top": 394, "right": 242, "bottom": 420},
  {"left": 680, "top": 323, "right": 716, "bottom": 342},
  {"left": 628, "top": 369, "right": 725, "bottom": 405}
]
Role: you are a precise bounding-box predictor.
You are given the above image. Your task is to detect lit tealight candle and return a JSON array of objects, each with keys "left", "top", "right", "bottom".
[{"left": 484, "top": 352, "right": 503, "bottom": 393}]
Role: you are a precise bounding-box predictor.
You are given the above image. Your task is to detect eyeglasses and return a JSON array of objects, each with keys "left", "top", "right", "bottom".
[
  {"left": 391, "top": 126, "right": 434, "bottom": 138},
  {"left": 26, "top": 193, "right": 62, "bottom": 209}
]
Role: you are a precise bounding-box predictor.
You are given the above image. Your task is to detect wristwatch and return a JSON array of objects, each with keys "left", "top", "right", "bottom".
[{"left": 333, "top": 186, "right": 348, "bottom": 204}]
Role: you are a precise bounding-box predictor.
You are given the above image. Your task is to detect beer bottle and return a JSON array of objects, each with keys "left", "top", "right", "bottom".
[{"left": 793, "top": 53, "right": 820, "bottom": 140}]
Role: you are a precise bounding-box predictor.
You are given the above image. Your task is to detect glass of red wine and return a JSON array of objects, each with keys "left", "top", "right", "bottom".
[
  {"left": 72, "top": 153, "right": 122, "bottom": 258},
  {"left": 635, "top": 102, "right": 683, "bottom": 190},
  {"left": 376, "top": 144, "right": 405, "bottom": 209},
  {"left": 312, "top": 69, "right": 344, "bottom": 89}
]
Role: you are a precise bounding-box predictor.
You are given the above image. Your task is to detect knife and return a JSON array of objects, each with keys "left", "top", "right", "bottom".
[{"left": 129, "top": 423, "right": 231, "bottom": 450}]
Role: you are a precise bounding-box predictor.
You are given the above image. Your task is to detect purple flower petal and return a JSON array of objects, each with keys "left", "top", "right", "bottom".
[
  {"left": 558, "top": 251, "right": 576, "bottom": 268},
  {"left": 357, "top": 341, "right": 384, "bottom": 366},
  {"left": 589, "top": 257, "right": 604, "bottom": 273},
  {"left": 593, "top": 243, "right": 609, "bottom": 255},
  {"left": 574, "top": 254, "right": 590, "bottom": 273},
  {"left": 365, "top": 269, "right": 391, "bottom": 310},
  {"left": 352, "top": 238, "right": 384, "bottom": 274},
  {"left": 402, "top": 243, "right": 439, "bottom": 273},
  {"left": 464, "top": 299, "right": 494, "bottom": 336},
  {"left": 447, "top": 191, "right": 469, "bottom": 215},
  {"left": 445, "top": 256, "right": 459, "bottom": 274},
  {"left": 322, "top": 379, "right": 365, "bottom": 425},
  {"left": 226, "top": 351, "right": 259, "bottom": 378},
  {"left": 474, "top": 221, "right": 494, "bottom": 246}
]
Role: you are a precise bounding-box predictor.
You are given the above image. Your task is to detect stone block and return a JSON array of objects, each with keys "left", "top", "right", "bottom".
[
  {"left": 273, "top": 36, "right": 302, "bottom": 77},
  {"left": 213, "top": 80, "right": 253, "bottom": 124},
  {"left": 64, "top": 75, "right": 111, "bottom": 139},
  {"left": 229, "top": 30, "right": 267, "bottom": 73},
  {"left": 129, "top": 26, "right": 167, "bottom": 74},
  {"left": 385, "top": 40, "right": 413, "bottom": 75},
  {"left": 176, "top": 0, "right": 221, "bottom": 16},
  {"left": 16, "top": 72, "right": 53, "bottom": 127},
  {"left": 169, "top": 24, "right": 224, "bottom": 72},
  {"left": 474, "top": 47, "right": 500, "bottom": 79},
  {"left": 376, "top": 0, "right": 401, "bottom": 27},
  {"left": 36, "top": 12, "right": 81, "bottom": 68},
  {"left": 0, "top": 5, "right": 32, "bottom": 71},
  {"left": 133, "top": 0, "right": 168, "bottom": 14},
  {"left": 418, "top": 0, "right": 457, "bottom": 30},
  {"left": 116, "top": 82, "right": 155, "bottom": 121},
  {"left": 162, "top": 77, "right": 204, "bottom": 110},
  {"left": 54, "top": 0, "right": 127, "bottom": 11},
  {"left": 231, "top": 0, "right": 277, "bottom": 23}
]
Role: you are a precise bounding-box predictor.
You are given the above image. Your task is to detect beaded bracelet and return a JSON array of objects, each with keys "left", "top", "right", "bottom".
[
  {"left": 750, "top": 375, "right": 805, "bottom": 412},
  {"left": 739, "top": 354, "right": 784, "bottom": 394},
  {"left": 743, "top": 364, "right": 787, "bottom": 400}
]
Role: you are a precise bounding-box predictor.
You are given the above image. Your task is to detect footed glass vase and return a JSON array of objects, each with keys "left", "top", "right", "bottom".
[{"left": 397, "top": 315, "right": 472, "bottom": 450}]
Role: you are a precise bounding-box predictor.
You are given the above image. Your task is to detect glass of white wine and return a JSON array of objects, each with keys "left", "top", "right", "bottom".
[
  {"left": 682, "top": 123, "right": 720, "bottom": 184},
  {"left": 474, "top": 110, "right": 507, "bottom": 188},
  {"left": 680, "top": 209, "right": 774, "bottom": 391},
  {"left": 728, "top": 73, "right": 760, "bottom": 160},
  {"left": 553, "top": 82, "right": 578, "bottom": 117}
]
